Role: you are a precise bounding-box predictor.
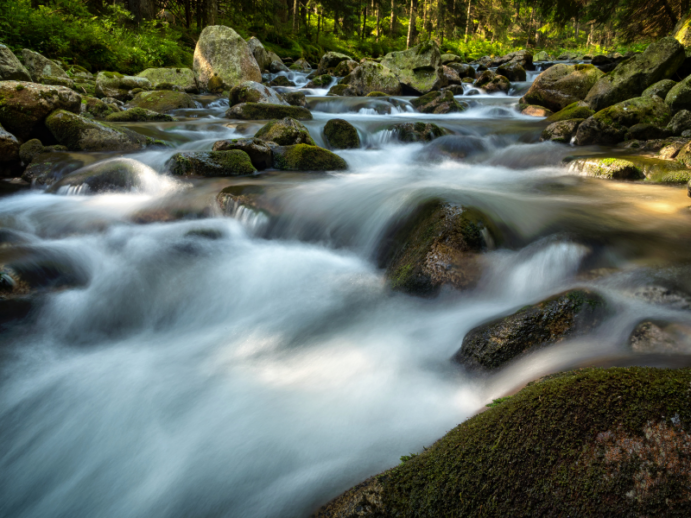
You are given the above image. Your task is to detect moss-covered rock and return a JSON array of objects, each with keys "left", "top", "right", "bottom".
[
  {"left": 666, "top": 109, "right": 691, "bottom": 135},
  {"left": 136, "top": 67, "right": 198, "bottom": 93},
  {"left": 17, "top": 139, "right": 66, "bottom": 166},
  {"left": 323, "top": 119, "right": 361, "bottom": 149},
  {"left": 383, "top": 201, "right": 490, "bottom": 297},
  {"left": 80, "top": 95, "right": 118, "bottom": 119},
  {"left": 247, "top": 37, "right": 272, "bottom": 71},
  {"left": 410, "top": 90, "right": 467, "bottom": 114},
  {"left": 45, "top": 110, "right": 156, "bottom": 152},
  {"left": 540, "top": 119, "right": 583, "bottom": 142},
  {"left": 545, "top": 100, "right": 594, "bottom": 122},
  {"left": 47, "top": 158, "right": 142, "bottom": 194},
  {"left": 454, "top": 289, "right": 606, "bottom": 370},
  {"left": 474, "top": 69, "right": 495, "bottom": 88},
  {"left": 0, "top": 81, "right": 81, "bottom": 140},
  {"left": 20, "top": 49, "right": 74, "bottom": 88},
  {"left": 534, "top": 50, "right": 550, "bottom": 61},
  {"left": 585, "top": 37, "right": 686, "bottom": 111},
  {"left": 390, "top": 122, "right": 448, "bottom": 143},
  {"left": 272, "top": 144, "right": 347, "bottom": 171},
  {"left": 316, "top": 52, "right": 352, "bottom": 74},
  {"left": 229, "top": 80, "right": 287, "bottom": 107},
  {"left": 0, "top": 44, "right": 32, "bottom": 81},
  {"left": 332, "top": 59, "right": 359, "bottom": 77},
  {"left": 568, "top": 157, "right": 645, "bottom": 180},
  {"left": 484, "top": 74, "right": 511, "bottom": 94},
  {"left": 497, "top": 61, "right": 526, "bottom": 82},
  {"left": 316, "top": 367, "right": 691, "bottom": 518},
  {"left": 642, "top": 79, "right": 677, "bottom": 99},
  {"left": 440, "top": 53, "right": 463, "bottom": 64},
  {"left": 226, "top": 102, "right": 312, "bottom": 120},
  {"left": 95, "top": 71, "right": 152, "bottom": 101},
  {"left": 380, "top": 42, "right": 444, "bottom": 94},
  {"left": 166, "top": 150, "right": 256, "bottom": 177},
  {"left": 521, "top": 64, "right": 604, "bottom": 112},
  {"left": 267, "top": 76, "right": 294, "bottom": 88},
  {"left": 340, "top": 62, "right": 403, "bottom": 95},
  {"left": 254, "top": 117, "right": 315, "bottom": 146},
  {"left": 105, "top": 107, "right": 175, "bottom": 122},
  {"left": 326, "top": 84, "right": 360, "bottom": 97},
  {"left": 281, "top": 91, "right": 306, "bottom": 107},
  {"left": 665, "top": 74, "right": 691, "bottom": 113},
  {"left": 441, "top": 65, "right": 462, "bottom": 86},
  {"left": 128, "top": 90, "right": 195, "bottom": 113},
  {"left": 212, "top": 138, "right": 275, "bottom": 170},
  {"left": 446, "top": 63, "right": 476, "bottom": 79},
  {"left": 289, "top": 57, "right": 311, "bottom": 72},
  {"left": 305, "top": 74, "right": 333, "bottom": 88},
  {"left": 366, "top": 91, "right": 388, "bottom": 97}
]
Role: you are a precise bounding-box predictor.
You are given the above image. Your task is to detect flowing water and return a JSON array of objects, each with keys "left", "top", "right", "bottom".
[{"left": 2, "top": 67, "right": 691, "bottom": 518}]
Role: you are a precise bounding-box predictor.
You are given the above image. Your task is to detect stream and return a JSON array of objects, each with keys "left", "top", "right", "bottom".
[{"left": 2, "top": 65, "right": 691, "bottom": 518}]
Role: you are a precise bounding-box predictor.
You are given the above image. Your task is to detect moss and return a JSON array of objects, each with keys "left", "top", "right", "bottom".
[
  {"left": 272, "top": 144, "right": 347, "bottom": 171},
  {"left": 254, "top": 117, "right": 315, "bottom": 146},
  {"left": 105, "top": 107, "right": 175, "bottom": 122},
  {"left": 130, "top": 90, "right": 195, "bottom": 113},
  {"left": 366, "top": 91, "right": 388, "bottom": 97},
  {"left": 323, "top": 119, "right": 361, "bottom": 149},
  {"left": 546, "top": 101, "right": 594, "bottom": 123},
  {"left": 227, "top": 102, "right": 313, "bottom": 121},
  {"left": 167, "top": 150, "right": 256, "bottom": 177},
  {"left": 15, "top": 84, "right": 24, "bottom": 92}
]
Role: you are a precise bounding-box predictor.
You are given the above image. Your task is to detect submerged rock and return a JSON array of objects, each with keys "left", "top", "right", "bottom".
[
  {"left": 48, "top": 158, "right": 143, "bottom": 193},
  {"left": 568, "top": 157, "right": 645, "bottom": 180},
  {"left": 254, "top": 117, "right": 315, "bottom": 146},
  {"left": 0, "top": 44, "right": 32, "bottom": 81},
  {"left": 272, "top": 144, "right": 347, "bottom": 171},
  {"left": 390, "top": 122, "right": 447, "bottom": 143},
  {"left": 339, "top": 62, "right": 402, "bottom": 95},
  {"left": 630, "top": 320, "right": 691, "bottom": 354},
  {"left": 281, "top": 91, "right": 306, "bottom": 107},
  {"left": 129, "top": 90, "right": 196, "bottom": 113},
  {"left": 521, "top": 64, "right": 603, "bottom": 112},
  {"left": 212, "top": 138, "right": 275, "bottom": 170},
  {"left": 323, "top": 119, "right": 361, "bottom": 149},
  {"left": 105, "top": 107, "right": 174, "bottom": 122},
  {"left": 410, "top": 90, "right": 467, "bottom": 114},
  {"left": 136, "top": 67, "right": 198, "bottom": 93},
  {"left": 541, "top": 119, "right": 583, "bottom": 142},
  {"left": 226, "top": 103, "right": 312, "bottom": 120},
  {"left": 20, "top": 49, "right": 73, "bottom": 88},
  {"left": 380, "top": 42, "right": 444, "bottom": 94},
  {"left": 166, "top": 150, "right": 256, "bottom": 177},
  {"left": 229, "top": 80, "right": 287, "bottom": 106}
]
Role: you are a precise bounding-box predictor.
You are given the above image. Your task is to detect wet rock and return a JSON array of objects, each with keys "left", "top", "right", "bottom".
[
  {"left": 642, "top": 79, "right": 677, "bottom": 99},
  {"left": 105, "top": 107, "right": 175, "bottom": 122},
  {"left": 440, "top": 53, "right": 463, "bottom": 64},
  {"left": 254, "top": 117, "right": 315, "bottom": 146},
  {"left": 247, "top": 37, "right": 272, "bottom": 71},
  {"left": 497, "top": 62, "right": 527, "bottom": 82},
  {"left": 193, "top": 25, "right": 262, "bottom": 91},
  {"left": 0, "top": 81, "right": 81, "bottom": 140},
  {"left": 474, "top": 69, "right": 495, "bottom": 88},
  {"left": 446, "top": 63, "right": 476, "bottom": 79},
  {"left": 226, "top": 102, "right": 312, "bottom": 120},
  {"left": 229, "top": 80, "right": 287, "bottom": 106},
  {"left": 268, "top": 76, "right": 295, "bottom": 87},
  {"left": 591, "top": 55, "right": 612, "bottom": 66},
  {"left": 534, "top": 50, "right": 551, "bottom": 61},
  {"left": 666, "top": 110, "right": 691, "bottom": 135},
  {"left": 415, "top": 134, "right": 490, "bottom": 161},
  {"left": 410, "top": 90, "right": 467, "bottom": 114},
  {"left": 289, "top": 58, "right": 311, "bottom": 72},
  {"left": 327, "top": 84, "right": 360, "bottom": 97},
  {"left": 48, "top": 158, "right": 143, "bottom": 193},
  {"left": 129, "top": 90, "right": 195, "bottom": 113},
  {"left": 490, "top": 50, "right": 534, "bottom": 70},
  {"left": 269, "top": 60, "right": 290, "bottom": 74},
  {"left": 441, "top": 65, "right": 462, "bottom": 85},
  {"left": 0, "top": 178, "right": 30, "bottom": 196},
  {"left": 212, "top": 138, "right": 275, "bottom": 170},
  {"left": 20, "top": 49, "right": 74, "bottom": 88},
  {"left": 391, "top": 122, "right": 447, "bottom": 143},
  {"left": 0, "top": 44, "right": 32, "bottom": 81},
  {"left": 272, "top": 144, "right": 347, "bottom": 171},
  {"left": 282, "top": 91, "right": 306, "bottom": 107},
  {"left": 323, "top": 119, "right": 361, "bottom": 149},
  {"left": 366, "top": 91, "right": 389, "bottom": 97},
  {"left": 657, "top": 138, "right": 690, "bottom": 158},
  {"left": 0, "top": 124, "right": 20, "bottom": 164},
  {"left": 80, "top": 96, "right": 119, "bottom": 119},
  {"left": 625, "top": 123, "right": 669, "bottom": 141},
  {"left": 665, "top": 74, "right": 691, "bottom": 113},
  {"left": 45, "top": 110, "right": 156, "bottom": 152},
  {"left": 383, "top": 201, "right": 491, "bottom": 297},
  {"left": 454, "top": 289, "right": 606, "bottom": 370},
  {"left": 340, "top": 62, "right": 402, "bottom": 95},
  {"left": 445, "top": 84, "right": 466, "bottom": 95},
  {"left": 380, "top": 41, "right": 444, "bottom": 94},
  {"left": 545, "top": 100, "right": 594, "bottom": 123},
  {"left": 483, "top": 75, "right": 511, "bottom": 94},
  {"left": 585, "top": 38, "right": 685, "bottom": 111},
  {"left": 21, "top": 152, "right": 85, "bottom": 186},
  {"left": 166, "top": 150, "right": 256, "bottom": 177},
  {"left": 17, "top": 139, "right": 66, "bottom": 165},
  {"left": 332, "top": 59, "right": 358, "bottom": 76},
  {"left": 521, "top": 105, "right": 552, "bottom": 117},
  {"left": 317, "top": 52, "right": 352, "bottom": 74},
  {"left": 136, "top": 67, "right": 198, "bottom": 93},
  {"left": 216, "top": 184, "right": 275, "bottom": 219},
  {"left": 95, "top": 72, "right": 152, "bottom": 101},
  {"left": 629, "top": 321, "right": 691, "bottom": 354},
  {"left": 305, "top": 74, "right": 333, "bottom": 88},
  {"left": 541, "top": 119, "right": 583, "bottom": 142},
  {"left": 568, "top": 157, "right": 645, "bottom": 180},
  {"left": 521, "top": 64, "right": 604, "bottom": 112}
]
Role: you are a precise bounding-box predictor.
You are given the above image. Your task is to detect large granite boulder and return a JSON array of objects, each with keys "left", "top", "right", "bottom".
[
  {"left": 166, "top": 150, "right": 256, "bottom": 177},
  {"left": 665, "top": 75, "right": 691, "bottom": 112},
  {"left": 497, "top": 61, "right": 527, "bottom": 82},
  {"left": 247, "top": 37, "right": 272, "bottom": 70},
  {"left": 95, "top": 72, "right": 152, "bottom": 101},
  {"left": 128, "top": 90, "right": 196, "bottom": 113},
  {"left": 490, "top": 49, "right": 534, "bottom": 70},
  {"left": 380, "top": 41, "right": 444, "bottom": 94},
  {"left": 229, "top": 80, "right": 287, "bottom": 106},
  {"left": 585, "top": 37, "right": 685, "bottom": 111},
  {"left": 193, "top": 25, "right": 262, "bottom": 91},
  {"left": 642, "top": 79, "right": 677, "bottom": 99},
  {"left": 254, "top": 117, "right": 315, "bottom": 146},
  {"left": 272, "top": 144, "right": 347, "bottom": 171},
  {"left": 317, "top": 52, "right": 352, "bottom": 74},
  {"left": 339, "top": 62, "right": 402, "bottom": 95},
  {"left": 521, "top": 64, "right": 603, "bottom": 112},
  {"left": 136, "top": 68, "right": 198, "bottom": 93},
  {"left": 20, "top": 49, "right": 73, "bottom": 88},
  {"left": 0, "top": 44, "right": 32, "bottom": 81},
  {"left": 226, "top": 103, "right": 312, "bottom": 120}
]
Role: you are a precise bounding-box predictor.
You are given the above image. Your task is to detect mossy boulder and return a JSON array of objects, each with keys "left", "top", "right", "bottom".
[
  {"left": 585, "top": 37, "right": 685, "bottom": 111},
  {"left": 136, "top": 68, "right": 198, "bottom": 93},
  {"left": 105, "top": 107, "right": 175, "bottom": 122},
  {"left": 441, "top": 65, "right": 462, "bottom": 86},
  {"left": 305, "top": 74, "right": 333, "bottom": 88},
  {"left": 0, "top": 123, "right": 20, "bottom": 164},
  {"left": 0, "top": 44, "right": 32, "bottom": 81},
  {"left": 269, "top": 60, "right": 290, "bottom": 74},
  {"left": 281, "top": 91, "right": 306, "bottom": 107},
  {"left": 323, "top": 119, "right": 361, "bottom": 149},
  {"left": 667, "top": 109, "right": 691, "bottom": 135},
  {"left": 317, "top": 367, "right": 691, "bottom": 517},
  {"left": 229, "top": 80, "right": 287, "bottom": 107},
  {"left": 47, "top": 158, "right": 142, "bottom": 194},
  {"left": 567, "top": 157, "right": 645, "bottom": 180},
  {"left": 366, "top": 91, "right": 388, "bottom": 97},
  {"left": 0, "top": 81, "right": 82, "bottom": 142},
  {"left": 497, "top": 61, "right": 526, "bottom": 82},
  {"left": 193, "top": 25, "right": 262, "bottom": 91},
  {"left": 332, "top": 59, "right": 359, "bottom": 76},
  {"left": 545, "top": 100, "right": 594, "bottom": 122},
  {"left": 340, "top": 62, "right": 403, "bottom": 95},
  {"left": 541, "top": 119, "right": 584, "bottom": 142},
  {"left": 440, "top": 53, "right": 463, "bottom": 65},
  {"left": 95, "top": 72, "right": 152, "bottom": 101},
  {"left": 521, "top": 64, "right": 604, "bottom": 112},
  {"left": 317, "top": 52, "right": 352, "bottom": 74},
  {"left": 534, "top": 50, "right": 550, "bottom": 61},
  {"left": 474, "top": 69, "right": 495, "bottom": 88},
  {"left": 80, "top": 96, "right": 118, "bottom": 119},
  {"left": 327, "top": 84, "right": 360, "bottom": 97},
  {"left": 665, "top": 74, "right": 691, "bottom": 113},
  {"left": 268, "top": 76, "right": 295, "bottom": 87},
  {"left": 129, "top": 90, "right": 196, "bottom": 113},
  {"left": 454, "top": 289, "right": 606, "bottom": 370},
  {"left": 17, "top": 139, "right": 66, "bottom": 166},
  {"left": 484, "top": 74, "right": 511, "bottom": 94},
  {"left": 20, "top": 49, "right": 74, "bottom": 88},
  {"left": 380, "top": 42, "right": 444, "bottom": 94},
  {"left": 446, "top": 63, "right": 476, "bottom": 79},
  {"left": 410, "top": 90, "right": 467, "bottom": 114},
  {"left": 383, "top": 201, "right": 491, "bottom": 297},
  {"left": 247, "top": 37, "right": 272, "bottom": 71},
  {"left": 390, "top": 122, "right": 447, "bottom": 143},
  {"left": 271, "top": 144, "right": 347, "bottom": 171},
  {"left": 642, "top": 79, "right": 677, "bottom": 99},
  {"left": 490, "top": 49, "right": 534, "bottom": 70},
  {"left": 226, "top": 102, "right": 312, "bottom": 120},
  {"left": 254, "top": 117, "right": 315, "bottom": 146},
  {"left": 212, "top": 138, "right": 276, "bottom": 170},
  {"left": 45, "top": 110, "right": 156, "bottom": 152},
  {"left": 166, "top": 150, "right": 256, "bottom": 177}
]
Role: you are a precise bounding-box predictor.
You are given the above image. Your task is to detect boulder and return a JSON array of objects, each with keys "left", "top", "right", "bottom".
[
  {"left": 454, "top": 289, "right": 606, "bottom": 370},
  {"left": 410, "top": 90, "right": 468, "bottom": 114},
  {"left": 484, "top": 75, "right": 511, "bottom": 94},
  {"left": 445, "top": 84, "right": 466, "bottom": 95},
  {"left": 567, "top": 157, "right": 645, "bottom": 180},
  {"left": 0, "top": 81, "right": 81, "bottom": 140},
  {"left": 440, "top": 54, "right": 463, "bottom": 64},
  {"left": 497, "top": 62, "right": 527, "bottom": 82},
  {"left": 317, "top": 52, "right": 352, "bottom": 74},
  {"left": 95, "top": 72, "right": 152, "bottom": 101},
  {"left": 534, "top": 50, "right": 550, "bottom": 61},
  {"left": 629, "top": 320, "right": 691, "bottom": 354},
  {"left": 226, "top": 102, "right": 312, "bottom": 120},
  {"left": 272, "top": 144, "right": 347, "bottom": 171},
  {"left": 391, "top": 122, "right": 447, "bottom": 143},
  {"left": 585, "top": 38, "right": 685, "bottom": 111},
  {"left": 327, "top": 84, "right": 360, "bottom": 97},
  {"left": 20, "top": 49, "right": 73, "bottom": 88},
  {"left": 21, "top": 152, "right": 84, "bottom": 186},
  {"left": 323, "top": 119, "right": 361, "bottom": 149},
  {"left": 305, "top": 74, "right": 333, "bottom": 88},
  {"left": 474, "top": 69, "right": 495, "bottom": 87},
  {"left": 80, "top": 96, "right": 119, "bottom": 119},
  {"left": 383, "top": 201, "right": 490, "bottom": 296},
  {"left": 545, "top": 101, "right": 594, "bottom": 122},
  {"left": 446, "top": 63, "right": 476, "bottom": 79},
  {"left": 667, "top": 109, "right": 691, "bottom": 135},
  {"left": 575, "top": 96, "right": 671, "bottom": 145},
  {"left": 490, "top": 50, "right": 534, "bottom": 70},
  {"left": 380, "top": 42, "right": 444, "bottom": 94},
  {"left": 440, "top": 65, "right": 462, "bottom": 86},
  {"left": 269, "top": 60, "right": 290, "bottom": 73},
  {"left": 0, "top": 44, "right": 32, "bottom": 81},
  {"left": 521, "top": 64, "right": 604, "bottom": 112},
  {"left": 290, "top": 58, "right": 311, "bottom": 72},
  {"left": 541, "top": 119, "right": 583, "bottom": 143},
  {"left": 642, "top": 79, "right": 677, "bottom": 99},
  {"left": 193, "top": 25, "right": 262, "bottom": 91},
  {"left": 212, "top": 138, "right": 275, "bottom": 170},
  {"left": 339, "top": 62, "right": 402, "bottom": 95},
  {"left": 282, "top": 91, "right": 306, "bottom": 107},
  {"left": 45, "top": 110, "right": 156, "bottom": 152},
  {"left": 591, "top": 54, "right": 612, "bottom": 66},
  {"left": 520, "top": 105, "right": 552, "bottom": 117},
  {"left": 268, "top": 76, "right": 295, "bottom": 87},
  {"left": 665, "top": 75, "right": 691, "bottom": 112},
  {"left": 331, "top": 59, "right": 357, "bottom": 77},
  {"left": 626, "top": 123, "right": 670, "bottom": 140},
  {"left": 47, "top": 158, "right": 143, "bottom": 193},
  {"left": 247, "top": 37, "right": 272, "bottom": 70},
  {"left": 366, "top": 91, "right": 389, "bottom": 97},
  {"left": 128, "top": 90, "right": 195, "bottom": 113},
  {"left": 253, "top": 117, "right": 315, "bottom": 145},
  {"left": 18, "top": 139, "right": 46, "bottom": 164},
  {"left": 136, "top": 68, "right": 198, "bottom": 93},
  {"left": 105, "top": 107, "right": 175, "bottom": 122},
  {"left": 229, "top": 80, "right": 287, "bottom": 106},
  {"left": 0, "top": 123, "right": 20, "bottom": 163},
  {"left": 166, "top": 150, "right": 256, "bottom": 177}
]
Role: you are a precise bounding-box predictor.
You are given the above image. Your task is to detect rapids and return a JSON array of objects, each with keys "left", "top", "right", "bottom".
[{"left": 1, "top": 67, "right": 691, "bottom": 518}]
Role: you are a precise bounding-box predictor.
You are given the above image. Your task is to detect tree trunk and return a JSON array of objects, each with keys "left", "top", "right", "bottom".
[
  {"left": 662, "top": 0, "right": 679, "bottom": 26},
  {"left": 184, "top": 0, "right": 191, "bottom": 28},
  {"left": 407, "top": 0, "right": 417, "bottom": 48},
  {"left": 362, "top": 1, "right": 367, "bottom": 40},
  {"left": 293, "top": 0, "right": 298, "bottom": 32},
  {"left": 129, "top": 0, "right": 154, "bottom": 24},
  {"left": 464, "top": 0, "right": 472, "bottom": 43},
  {"left": 525, "top": 5, "right": 534, "bottom": 47},
  {"left": 376, "top": 0, "right": 381, "bottom": 41},
  {"left": 390, "top": 0, "right": 396, "bottom": 36}
]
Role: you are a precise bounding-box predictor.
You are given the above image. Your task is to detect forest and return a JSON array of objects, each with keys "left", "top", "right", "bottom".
[{"left": 0, "top": 0, "right": 684, "bottom": 74}]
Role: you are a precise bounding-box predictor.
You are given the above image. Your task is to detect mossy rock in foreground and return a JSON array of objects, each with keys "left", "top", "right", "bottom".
[
  {"left": 272, "top": 144, "right": 347, "bottom": 171},
  {"left": 166, "top": 150, "right": 256, "bottom": 177},
  {"left": 315, "top": 367, "right": 691, "bottom": 518},
  {"left": 323, "top": 119, "right": 361, "bottom": 149}
]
